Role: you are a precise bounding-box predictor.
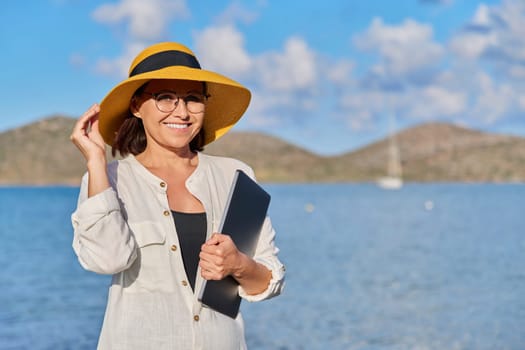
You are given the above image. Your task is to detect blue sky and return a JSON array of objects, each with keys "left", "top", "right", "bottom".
[{"left": 1, "top": 0, "right": 523, "bottom": 155}]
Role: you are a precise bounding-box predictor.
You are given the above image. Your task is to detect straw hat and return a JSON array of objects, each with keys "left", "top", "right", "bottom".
[{"left": 98, "top": 42, "right": 251, "bottom": 146}]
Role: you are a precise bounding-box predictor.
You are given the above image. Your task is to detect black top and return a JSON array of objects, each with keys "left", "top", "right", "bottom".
[{"left": 171, "top": 211, "right": 207, "bottom": 291}]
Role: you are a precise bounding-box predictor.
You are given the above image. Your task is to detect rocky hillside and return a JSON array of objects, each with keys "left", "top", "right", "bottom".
[
  {"left": 0, "top": 116, "right": 84, "bottom": 185},
  {"left": 1, "top": 116, "right": 524, "bottom": 185},
  {"left": 334, "top": 123, "right": 525, "bottom": 182}
]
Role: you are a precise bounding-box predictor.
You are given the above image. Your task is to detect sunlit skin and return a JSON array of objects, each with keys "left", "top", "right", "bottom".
[
  {"left": 132, "top": 79, "right": 206, "bottom": 215},
  {"left": 70, "top": 79, "right": 271, "bottom": 295},
  {"left": 131, "top": 79, "right": 205, "bottom": 158}
]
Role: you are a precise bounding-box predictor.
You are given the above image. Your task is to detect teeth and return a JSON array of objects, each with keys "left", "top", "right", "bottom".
[{"left": 165, "top": 123, "right": 189, "bottom": 129}]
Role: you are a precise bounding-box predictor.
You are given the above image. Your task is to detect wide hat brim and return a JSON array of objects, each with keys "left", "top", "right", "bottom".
[{"left": 99, "top": 65, "right": 251, "bottom": 147}]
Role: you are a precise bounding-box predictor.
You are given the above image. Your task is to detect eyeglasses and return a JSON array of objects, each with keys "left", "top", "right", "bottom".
[{"left": 142, "top": 90, "right": 210, "bottom": 113}]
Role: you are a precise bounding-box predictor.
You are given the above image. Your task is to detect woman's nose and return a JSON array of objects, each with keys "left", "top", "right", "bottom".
[{"left": 171, "top": 99, "right": 190, "bottom": 119}]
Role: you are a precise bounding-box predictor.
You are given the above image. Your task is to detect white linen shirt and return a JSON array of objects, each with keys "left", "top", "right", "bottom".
[{"left": 71, "top": 153, "right": 285, "bottom": 350}]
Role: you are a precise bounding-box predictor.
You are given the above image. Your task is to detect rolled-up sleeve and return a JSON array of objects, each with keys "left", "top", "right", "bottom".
[
  {"left": 71, "top": 176, "right": 137, "bottom": 275},
  {"left": 238, "top": 217, "right": 286, "bottom": 302}
]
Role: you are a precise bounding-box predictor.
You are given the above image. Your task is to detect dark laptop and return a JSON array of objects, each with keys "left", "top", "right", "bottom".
[{"left": 198, "top": 169, "right": 271, "bottom": 318}]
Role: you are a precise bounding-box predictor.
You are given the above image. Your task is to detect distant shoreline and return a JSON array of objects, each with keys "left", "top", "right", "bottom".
[{"left": 2, "top": 117, "right": 525, "bottom": 183}]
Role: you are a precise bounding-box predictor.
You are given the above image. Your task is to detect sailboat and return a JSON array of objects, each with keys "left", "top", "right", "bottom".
[{"left": 377, "top": 115, "right": 403, "bottom": 190}]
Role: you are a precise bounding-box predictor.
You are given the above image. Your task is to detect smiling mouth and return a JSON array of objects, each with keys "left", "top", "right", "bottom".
[{"left": 164, "top": 122, "right": 190, "bottom": 129}]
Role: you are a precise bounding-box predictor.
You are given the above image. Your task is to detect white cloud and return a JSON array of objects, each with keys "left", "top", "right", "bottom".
[
  {"left": 193, "top": 24, "right": 252, "bottom": 78},
  {"left": 443, "top": 0, "right": 525, "bottom": 127},
  {"left": 405, "top": 86, "right": 467, "bottom": 120},
  {"left": 472, "top": 3, "right": 491, "bottom": 25},
  {"left": 194, "top": 24, "right": 322, "bottom": 125},
  {"left": 92, "top": 0, "right": 188, "bottom": 41},
  {"left": 471, "top": 72, "right": 515, "bottom": 124},
  {"left": 338, "top": 90, "right": 387, "bottom": 130},
  {"left": 339, "top": 1, "right": 525, "bottom": 131},
  {"left": 91, "top": 0, "right": 190, "bottom": 78},
  {"left": 449, "top": 31, "right": 496, "bottom": 60},
  {"left": 86, "top": 0, "right": 525, "bottom": 144},
  {"left": 354, "top": 18, "right": 444, "bottom": 77},
  {"left": 449, "top": 4, "right": 496, "bottom": 60},
  {"left": 325, "top": 60, "right": 354, "bottom": 86},
  {"left": 509, "top": 65, "right": 525, "bottom": 80},
  {"left": 246, "top": 91, "right": 289, "bottom": 127},
  {"left": 94, "top": 42, "right": 146, "bottom": 77},
  {"left": 517, "top": 95, "right": 525, "bottom": 111},
  {"left": 254, "top": 37, "right": 317, "bottom": 92},
  {"left": 215, "top": 1, "right": 259, "bottom": 26},
  {"left": 450, "top": 1, "right": 525, "bottom": 65}
]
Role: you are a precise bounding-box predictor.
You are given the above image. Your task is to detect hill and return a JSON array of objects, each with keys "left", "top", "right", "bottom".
[
  {"left": 0, "top": 116, "right": 524, "bottom": 185},
  {"left": 334, "top": 123, "right": 525, "bottom": 182},
  {"left": 0, "top": 116, "right": 85, "bottom": 185}
]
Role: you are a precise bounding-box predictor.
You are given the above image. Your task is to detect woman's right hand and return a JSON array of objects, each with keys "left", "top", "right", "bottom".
[
  {"left": 70, "top": 103, "right": 106, "bottom": 163},
  {"left": 71, "top": 103, "right": 111, "bottom": 197}
]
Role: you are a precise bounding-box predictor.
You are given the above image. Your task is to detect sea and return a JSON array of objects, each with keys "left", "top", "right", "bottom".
[{"left": 0, "top": 184, "right": 524, "bottom": 350}]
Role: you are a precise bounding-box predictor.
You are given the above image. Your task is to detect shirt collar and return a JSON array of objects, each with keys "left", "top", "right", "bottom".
[{"left": 122, "top": 152, "right": 208, "bottom": 191}]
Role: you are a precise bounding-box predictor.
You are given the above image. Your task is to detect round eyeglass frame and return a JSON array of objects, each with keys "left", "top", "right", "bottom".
[{"left": 142, "top": 90, "right": 210, "bottom": 113}]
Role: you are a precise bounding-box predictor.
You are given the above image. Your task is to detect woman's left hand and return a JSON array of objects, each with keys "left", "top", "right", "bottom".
[{"left": 199, "top": 233, "right": 246, "bottom": 281}]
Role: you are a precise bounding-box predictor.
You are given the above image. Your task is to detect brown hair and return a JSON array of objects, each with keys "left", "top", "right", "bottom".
[{"left": 111, "top": 83, "right": 206, "bottom": 157}]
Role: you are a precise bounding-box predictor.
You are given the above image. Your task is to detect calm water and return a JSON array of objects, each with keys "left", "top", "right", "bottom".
[{"left": 0, "top": 184, "right": 524, "bottom": 349}]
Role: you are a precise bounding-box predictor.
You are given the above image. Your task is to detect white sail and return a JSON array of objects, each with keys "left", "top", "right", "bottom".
[{"left": 377, "top": 114, "right": 403, "bottom": 190}]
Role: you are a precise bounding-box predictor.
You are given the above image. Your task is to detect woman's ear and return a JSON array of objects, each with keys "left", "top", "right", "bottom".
[{"left": 130, "top": 97, "right": 142, "bottom": 119}]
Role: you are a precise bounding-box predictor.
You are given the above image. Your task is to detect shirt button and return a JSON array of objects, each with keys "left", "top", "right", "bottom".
[
  {"left": 160, "top": 182, "right": 166, "bottom": 188},
  {"left": 193, "top": 315, "right": 200, "bottom": 322},
  {"left": 182, "top": 280, "right": 188, "bottom": 286},
  {"left": 170, "top": 245, "right": 177, "bottom": 252},
  {"left": 163, "top": 210, "right": 170, "bottom": 216}
]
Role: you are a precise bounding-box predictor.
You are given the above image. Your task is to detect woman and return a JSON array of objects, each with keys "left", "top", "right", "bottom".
[{"left": 70, "top": 42, "right": 285, "bottom": 349}]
